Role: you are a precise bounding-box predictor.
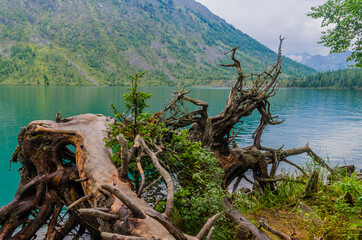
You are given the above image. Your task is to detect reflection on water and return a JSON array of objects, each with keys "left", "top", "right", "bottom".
[{"left": 0, "top": 86, "right": 361, "bottom": 205}]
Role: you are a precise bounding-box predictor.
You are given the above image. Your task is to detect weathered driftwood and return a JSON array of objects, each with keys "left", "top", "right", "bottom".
[
  {"left": 161, "top": 37, "right": 332, "bottom": 195},
  {"left": 0, "top": 114, "right": 221, "bottom": 239},
  {"left": 222, "top": 199, "right": 271, "bottom": 240},
  {"left": 259, "top": 219, "right": 292, "bottom": 240},
  {"left": 157, "top": 37, "right": 332, "bottom": 237}
]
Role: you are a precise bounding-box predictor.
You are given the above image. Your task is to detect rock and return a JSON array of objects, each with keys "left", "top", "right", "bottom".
[
  {"left": 298, "top": 202, "right": 322, "bottom": 224},
  {"left": 303, "top": 170, "right": 319, "bottom": 198},
  {"left": 240, "top": 186, "right": 251, "bottom": 194},
  {"left": 333, "top": 165, "right": 355, "bottom": 176},
  {"left": 327, "top": 165, "right": 356, "bottom": 184}
]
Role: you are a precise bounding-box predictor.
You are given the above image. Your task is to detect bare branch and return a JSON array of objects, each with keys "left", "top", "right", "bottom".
[
  {"left": 66, "top": 194, "right": 92, "bottom": 210},
  {"left": 219, "top": 63, "right": 236, "bottom": 68},
  {"left": 259, "top": 218, "right": 292, "bottom": 240},
  {"left": 78, "top": 208, "right": 118, "bottom": 221},
  {"left": 206, "top": 227, "right": 215, "bottom": 240},
  {"left": 143, "top": 176, "right": 162, "bottom": 193},
  {"left": 255, "top": 175, "right": 306, "bottom": 185},
  {"left": 280, "top": 158, "right": 308, "bottom": 177},
  {"left": 53, "top": 213, "right": 79, "bottom": 239},
  {"left": 307, "top": 147, "right": 334, "bottom": 173},
  {"left": 74, "top": 177, "right": 89, "bottom": 182},
  {"left": 12, "top": 202, "right": 54, "bottom": 239},
  {"left": 137, "top": 157, "right": 146, "bottom": 198},
  {"left": 9, "top": 145, "right": 20, "bottom": 170},
  {"left": 227, "top": 125, "right": 243, "bottom": 147},
  {"left": 269, "top": 150, "right": 280, "bottom": 177},
  {"left": 222, "top": 198, "right": 271, "bottom": 240},
  {"left": 182, "top": 96, "right": 208, "bottom": 108},
  {"left": 55, "top": 111, "right": 62, "bottom": 123},
  {"left": 242, "top": 174, "right": 256, "bottom": 186},
  {"left": 117, "top": 133, "right": 131, "bottom": 180},
  {"left": 45, "top": 202, "right": 63, "bottom": 240},
  {"left": 145, "top": 210, "right": 188, "bottom": 240},
  {"left": 99, "top": 188, "right": 111, "bottom": 197},
  {"left": 94, "top": 207, "right": 110, "bottom": 212},
  {"left": 232, "top": 176, "right": 242, "bottom": 195},
  {"left": 101, "top": 184, "right": 146, "bottom": 219},
  {"left": 224, "top": 46, "right": 239, "bottom": 55},
  {"left": 101, "top": 232, "right": 155, "bottom": 240},
  {"left": 135, "top": 136, "right": 174, "bottom": 218},
  {"left": 153, "top": 198, "right": 161, "bottom": 209},
  {"left": 262, "top": 144, "right": 334, "bottom": 173},
  {"left": 196, "top": 213, "right": 221, "bottom": 239}
]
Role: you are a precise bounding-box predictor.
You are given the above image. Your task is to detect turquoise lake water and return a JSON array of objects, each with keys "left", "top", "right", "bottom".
[{"left": 0, "top": 86, "right": 361, "bottom": 206}]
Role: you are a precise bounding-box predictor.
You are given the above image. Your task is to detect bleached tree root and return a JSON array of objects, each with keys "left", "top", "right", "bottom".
[{"left": 0, "top": 114, "right": 219, "bottom": 239}]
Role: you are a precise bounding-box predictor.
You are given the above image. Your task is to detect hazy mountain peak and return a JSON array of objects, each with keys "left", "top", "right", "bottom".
[{"left": 286, "top": 51, "right": 354, "bottom": 72}]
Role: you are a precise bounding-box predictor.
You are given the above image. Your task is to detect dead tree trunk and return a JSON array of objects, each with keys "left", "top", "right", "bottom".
[
  {"left": 159, "top": 37, "right": 333, "bottom": 236},
  {"left": 162, "top": 37, "right": 332, "bottom": 192}
]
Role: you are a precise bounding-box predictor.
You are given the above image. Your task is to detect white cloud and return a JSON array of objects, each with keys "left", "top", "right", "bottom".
[{"left": 196, "top": 0, "right": 330, "bottom": 55}]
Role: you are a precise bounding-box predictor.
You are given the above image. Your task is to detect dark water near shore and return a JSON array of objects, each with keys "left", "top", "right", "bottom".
[{"left": 0, "top": 86, "right": 361, "bottom": 206}]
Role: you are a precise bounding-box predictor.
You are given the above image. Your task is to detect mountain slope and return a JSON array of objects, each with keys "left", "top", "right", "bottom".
[{"left": 0, "top": 0, "right": 316, "bottom": 86}]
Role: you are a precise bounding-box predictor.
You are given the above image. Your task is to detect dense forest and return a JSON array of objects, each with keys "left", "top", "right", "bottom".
[
  {"left": 0, "top": 0, "right": 315, "bottom": 86},
  {"left": 285, "top": 68, "right": 362, "bottom": 89}
]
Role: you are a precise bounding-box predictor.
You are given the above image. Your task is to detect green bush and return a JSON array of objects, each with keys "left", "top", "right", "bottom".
[{"left": 105, "top": 74, "right": 225, "bottom": 236}]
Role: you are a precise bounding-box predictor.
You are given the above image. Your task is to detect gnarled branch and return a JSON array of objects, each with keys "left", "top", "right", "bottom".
[
  {"left": 196, "top": 213, "right": 221, "bottom": 239},
  {"left": 135, "top": 136, "right": 175, "bottom": 218},
  {"left": 101, "top": 184, "right": 146, "bottom": 219}
]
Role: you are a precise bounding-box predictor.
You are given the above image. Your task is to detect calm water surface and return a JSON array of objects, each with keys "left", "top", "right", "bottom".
[{"left": 0, "top": 86, "right": 361, "bottom": 205}]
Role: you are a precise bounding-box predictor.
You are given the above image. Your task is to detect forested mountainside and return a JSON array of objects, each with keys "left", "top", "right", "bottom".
[
  {"left": 0, "top": 0, "right": 315, "bottom": 86},
  {"left": 284, "top": 68, "right": 362, "bottom": 89}
]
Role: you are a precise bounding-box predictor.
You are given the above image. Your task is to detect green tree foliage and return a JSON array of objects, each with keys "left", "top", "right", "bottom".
[
  {"left": 43, "top": 74, "right": 49, "bottom": 86},
  {"left": 0, "top": 43, "right": 91, "bottom": 85},
  {"left": 286, "top": 68, "right": 362, "bottom": 89},
  {"left": 123, "top": 71, "right": 152, "bottom": 135},
  {"left": 0, "top": 55, "right": 13, "bottom": 81},
  {"left": 123, "top": 72, "right": 152, "bottom": 116},
  {"left": 308, "top": 0, "right": 362, "bottom": 67}
]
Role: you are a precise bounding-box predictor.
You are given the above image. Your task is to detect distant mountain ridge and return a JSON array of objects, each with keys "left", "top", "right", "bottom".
[
  {"left": 0, "top": 0, "right": 315, "bottom": 86},
  {"left": 287, "top": 51, "right": 354, "bottom": 72}
]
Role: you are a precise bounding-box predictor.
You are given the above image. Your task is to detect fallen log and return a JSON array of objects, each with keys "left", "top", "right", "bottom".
[
  {"left": 0, "top": 114, "right": 221, "bottom": 239},
  {"left": 0, "top": 115, "right": 173, "bottom": 239}
]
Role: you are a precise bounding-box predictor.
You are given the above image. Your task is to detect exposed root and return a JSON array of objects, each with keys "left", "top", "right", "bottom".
[{"left": 0, "top": 114, "right": 221, "bottom": 240}]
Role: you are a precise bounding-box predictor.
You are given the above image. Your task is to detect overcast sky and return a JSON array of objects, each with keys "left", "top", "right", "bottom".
[{"left": 196, "top": 0, "right": 330, "bottom": 56}]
